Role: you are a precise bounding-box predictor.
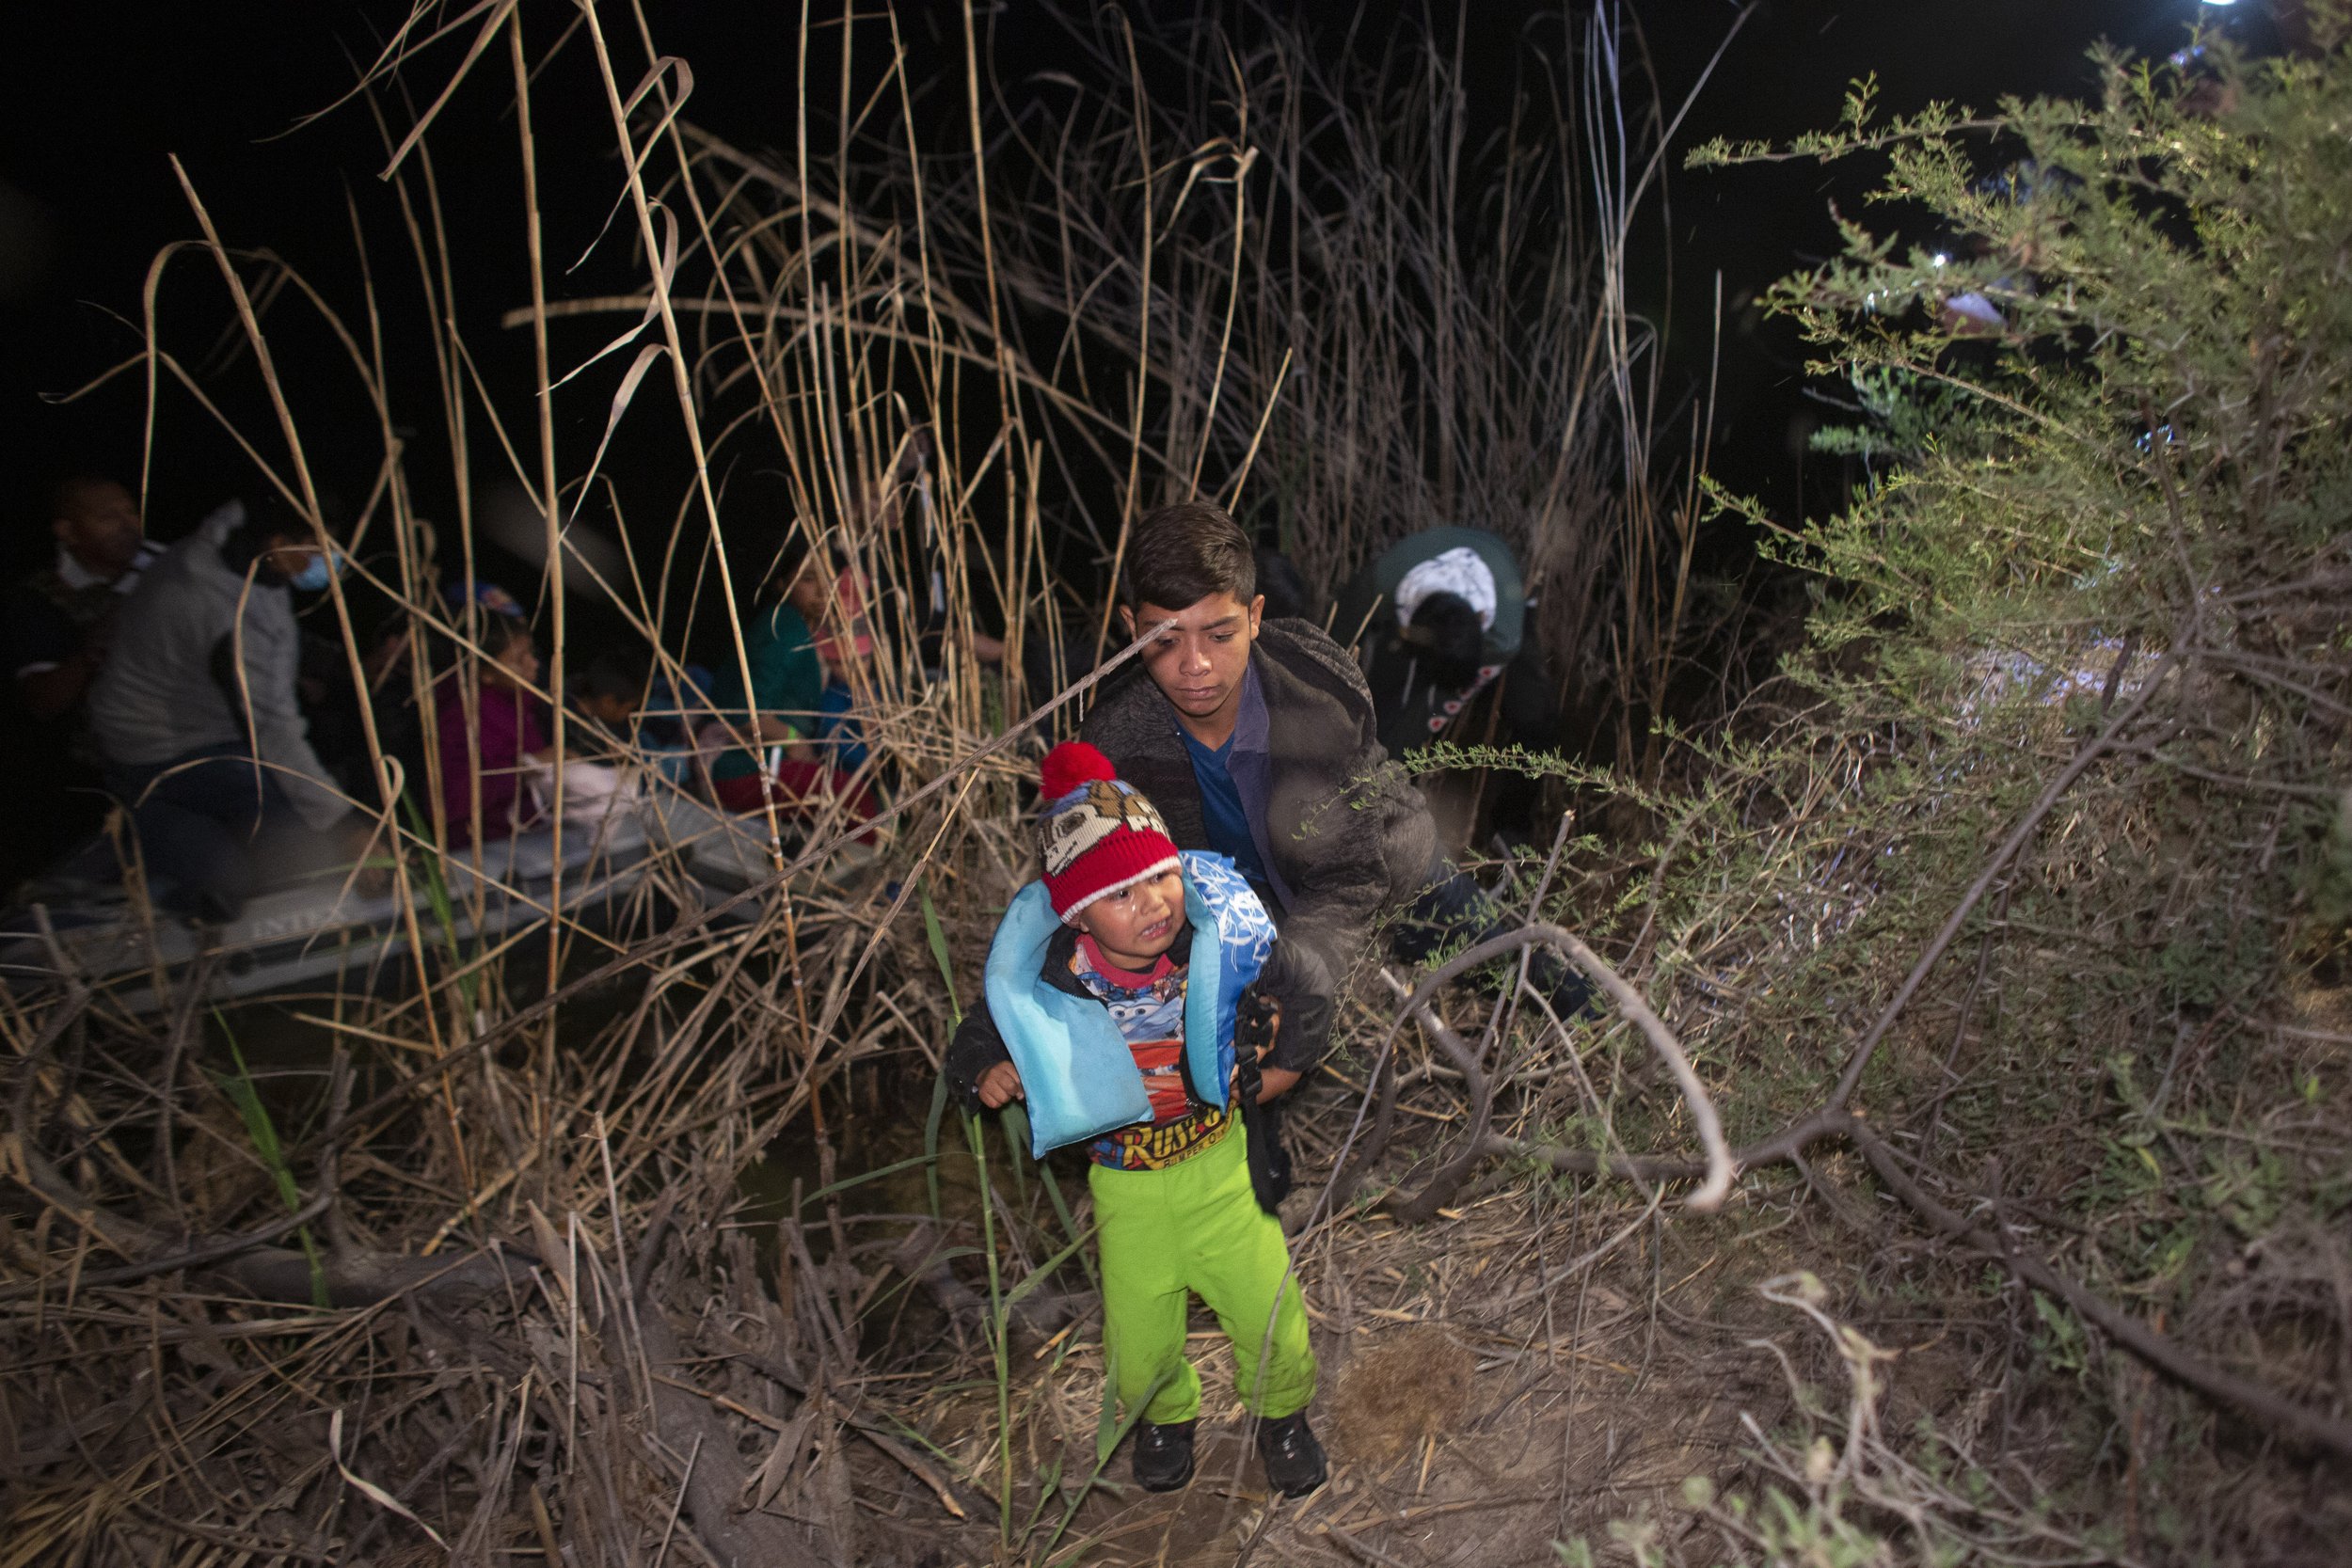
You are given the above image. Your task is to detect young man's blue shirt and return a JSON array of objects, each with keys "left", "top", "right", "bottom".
[
  {"left": 1180, "top": 726, "right": 1267, "bottom": 886},
  {"left": 1178, "top": 663, "right": 1285, "bottom": 898}
]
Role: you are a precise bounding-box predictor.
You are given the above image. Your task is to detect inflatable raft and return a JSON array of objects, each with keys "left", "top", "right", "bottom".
[{"left": 0, "top": 792, "right": 872, "bottom": 1016}]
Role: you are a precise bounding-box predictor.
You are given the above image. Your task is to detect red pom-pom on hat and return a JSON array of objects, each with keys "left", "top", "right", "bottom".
[{"left": 1040, "top": 740, "right": 1118, "bottom": 801}]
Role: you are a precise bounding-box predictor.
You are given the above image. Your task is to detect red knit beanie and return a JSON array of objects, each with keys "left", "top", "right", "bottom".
[{"left": 1038, "top": 742, "right": 1182, "bottom": 924}]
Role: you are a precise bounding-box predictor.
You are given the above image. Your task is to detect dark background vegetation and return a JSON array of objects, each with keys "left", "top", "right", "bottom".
[
  {"left": 0, "top": 0, "right": 2213, "bottom": 550},
  {"left": 3, "top": 8, "right": 2346, "bottom": 1562},
  {"left": 0, "top": 0, "right": 2241, "bottom": 881}
]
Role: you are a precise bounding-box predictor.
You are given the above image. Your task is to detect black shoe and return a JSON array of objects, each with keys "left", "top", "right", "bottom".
[
  {"left": 1528, "top": 949, "right": 1598, "bottom": 1021},
  {"left": 1255, "top": 1412, "right": 1327, "bottom": 1497},
  {"left": 1132, "top": 1418, "right": 1196, "bottom": 1492}
]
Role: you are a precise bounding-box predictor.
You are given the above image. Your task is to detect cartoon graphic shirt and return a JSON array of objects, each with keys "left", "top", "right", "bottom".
[{"left": 1071, "top": 932, "right": 1231, "bottom": 1170}]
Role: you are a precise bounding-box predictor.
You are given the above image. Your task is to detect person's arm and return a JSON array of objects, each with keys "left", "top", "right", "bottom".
[
  {"left": 9, "top": 595, "right": 94, "bottom": 721},
  {"left": 944, "top": 1000, "right": 1016, "bottom": 1116},
  {"left": 214, "top": 612, "right": 351, "bottom": 832},
  {"left": 740, "top": 715, "right": 816, "bottom": 762},
  {"left": 18, "top": 654, "right": 99, "bottom": 721},
  {"left": 1263, "top": 796, "right": 1394, "bottom": 999},
  {"left": 1259, "top": 627, "right": 1433, "bottom": 992},
  {"left": 1253, "top": 1067, "right": 1298, "bottom": 1101},
  {"left": 1243, "top": 936, "right": 1334, "bottom": 1101},
  {"left": 977, "top": 1060, "right": 1025, "bottom": 1107},
  {"left": 1233, "top": 992, "right": 1297, "bottom": 1102}
]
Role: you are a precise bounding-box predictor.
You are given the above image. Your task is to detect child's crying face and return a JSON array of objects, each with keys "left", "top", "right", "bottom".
[{"left": 1072, "top": 867, "right": 1186, "bottom": 971}]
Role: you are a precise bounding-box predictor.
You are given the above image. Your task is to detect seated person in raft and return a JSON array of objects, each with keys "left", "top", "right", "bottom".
[
  {"left": 945, "top": 742, "right": 1332, "bottom": 1500},
  {"left": 807, "top": 562, "right": 879, "bottom": 780},
  {"left": 434, "top": 610, "right": 557, "bottom": 847},
  {"left": 569, "top": 647, "right": 650, "bottom": 753},
  {"left": 706, "top": 538, "right": 877, "bottom": 830}
]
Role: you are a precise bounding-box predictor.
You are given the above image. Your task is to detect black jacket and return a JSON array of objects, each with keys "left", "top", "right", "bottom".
[{"left": 1077, "top": 619, "right": 1437, "bottom": 995}]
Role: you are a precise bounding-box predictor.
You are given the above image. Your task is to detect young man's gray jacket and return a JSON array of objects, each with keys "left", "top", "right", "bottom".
[
  {"left": 1079, "top": 617, "right": 1437, "bottom": 995},
  {"left": 87, "top": 507, "right": 351, "bottom": 832}
]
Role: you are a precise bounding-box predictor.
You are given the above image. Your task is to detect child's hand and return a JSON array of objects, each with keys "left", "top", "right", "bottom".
[{"left": 977, "top": 1061, "right": 1025, "bottom": 1108}]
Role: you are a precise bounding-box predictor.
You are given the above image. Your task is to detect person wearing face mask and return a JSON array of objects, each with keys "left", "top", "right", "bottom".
[
  {"left": 9, "top": 476, "right": 155, "bottom": 726},
  {"left": 87, "top": 499, "right": 363, "bottom": 922}
]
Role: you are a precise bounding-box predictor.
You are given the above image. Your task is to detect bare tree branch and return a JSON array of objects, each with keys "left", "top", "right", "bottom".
[
  {"left": 1489, "top": 1110, "right": 2352, "bottom": 1464},
  {"left": 1825, "top": 646, "right": 2180, "bottom": 1113},
  {"left": 1376, "top": 923, "right": 1735, "bottom": 1212}
]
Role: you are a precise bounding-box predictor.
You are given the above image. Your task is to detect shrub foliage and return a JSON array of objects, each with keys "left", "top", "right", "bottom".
[{"left": 1608, "top": 20, "right": 2352, "bottom": 1562}]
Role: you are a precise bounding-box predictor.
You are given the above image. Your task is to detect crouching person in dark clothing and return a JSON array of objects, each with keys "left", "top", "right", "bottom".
[{"left": 945, "top": 742, "right": 1332, "bottom": 1498}]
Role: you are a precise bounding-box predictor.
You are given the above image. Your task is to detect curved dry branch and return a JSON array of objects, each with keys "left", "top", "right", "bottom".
[
  {"left": 1379, "top": 923, "right": 1735, "bottom": 1212},
  {"left": 0, "top": 1187, "right": 333, "bottom": 1303},
  {"left": 1484, "top": 1105, "right": 1856, "bottom": 1189},
  {"left": 6, "top": 1151, "right": 532, "bottom": 1307},
  {"left": 1374, "top": 972, "right": 1493, "bottom": 1225}
]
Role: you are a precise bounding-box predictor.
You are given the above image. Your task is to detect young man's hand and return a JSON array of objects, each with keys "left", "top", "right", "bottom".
[
  {"left": 1255, "top": 1066, "right": 1301, "bottom": 1102},
  {"left": 1230, "top": 1058, "right": 1302, "bottom": 1104},
  {"left": 977, "top": 1061, "right": 1025, "bottom": 1108}
]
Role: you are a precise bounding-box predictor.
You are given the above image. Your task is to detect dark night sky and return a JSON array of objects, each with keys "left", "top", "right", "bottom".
[{"left": 0, "top": 0, "right": 2227, "bottom": 572}]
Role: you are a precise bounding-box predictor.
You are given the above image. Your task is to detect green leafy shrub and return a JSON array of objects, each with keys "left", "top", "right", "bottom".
[{"left": 1596, "top": 17, "right": 2352, "bottom": 1562}]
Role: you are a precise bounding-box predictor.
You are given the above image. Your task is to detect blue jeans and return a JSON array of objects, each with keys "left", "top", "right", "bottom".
[
  {"left": 817, "top": 680, "right": 869, "bottom": 776},
  {"left": 105, "top": 744, "right": 316, "bottom": 921},
  {"left": 1392, "top": 859, "right": 1595, "bottom": 1019}
]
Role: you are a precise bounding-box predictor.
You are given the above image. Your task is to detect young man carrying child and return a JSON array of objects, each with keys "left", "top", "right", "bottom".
[
  {"left": 1080, "top": 500, "right": 1592, "bottom": 1027},
  {"left": 946, "top": 741, "right": 1330, "bottom": 1497}
]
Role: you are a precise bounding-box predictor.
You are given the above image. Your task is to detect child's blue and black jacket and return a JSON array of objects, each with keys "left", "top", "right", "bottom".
[{"left": 944, "top": 850, "right": 1331, "bottom": 1160}]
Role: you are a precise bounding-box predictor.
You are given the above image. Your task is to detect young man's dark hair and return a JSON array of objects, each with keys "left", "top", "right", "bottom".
[
  {"left": 1123, "top": 501, "right": 1256, "bottom": 610},
  {"left": 1402, "top": 592, "right": 1484, "bottom": 690}
]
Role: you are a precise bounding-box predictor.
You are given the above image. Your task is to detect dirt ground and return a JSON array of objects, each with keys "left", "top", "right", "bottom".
[{"left": 847, "top": 1084, "right": 1840, "bottom": 1568}]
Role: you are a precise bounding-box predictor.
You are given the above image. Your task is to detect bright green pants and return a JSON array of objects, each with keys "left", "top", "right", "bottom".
[{"left": 1089, "top": 1123, "right": 1316, "bottom": 1425}]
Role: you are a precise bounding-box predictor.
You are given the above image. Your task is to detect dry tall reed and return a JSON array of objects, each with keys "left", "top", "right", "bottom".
[{"left": 2, "top": 5, "right": 1751, "bottom": 1563}]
